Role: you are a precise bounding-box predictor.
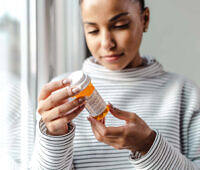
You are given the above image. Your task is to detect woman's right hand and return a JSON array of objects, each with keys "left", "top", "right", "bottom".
[{"left": 37, "top": 79, "right": 86, "bottom": 136}]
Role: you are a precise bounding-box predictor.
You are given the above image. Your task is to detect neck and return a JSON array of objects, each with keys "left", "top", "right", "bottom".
[{"left": 125, "top": 52, "right": 144, "bottom": 69}]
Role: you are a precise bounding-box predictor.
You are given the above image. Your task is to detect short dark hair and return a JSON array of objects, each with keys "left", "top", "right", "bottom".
[
  {"left": 79, "top": 0, "right": 145, "bottom": 12},
  {"left": 135, "top": 0, "right": 145, "bottom": 12}
]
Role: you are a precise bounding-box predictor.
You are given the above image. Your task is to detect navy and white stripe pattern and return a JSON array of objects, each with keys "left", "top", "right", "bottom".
[{"left": 32, "top": 56, "right": 200, "bottom": 169}]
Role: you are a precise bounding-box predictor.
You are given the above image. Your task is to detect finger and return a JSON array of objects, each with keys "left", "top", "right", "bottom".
[
  {"left": 88, "top": 116, "right": 124, "bottom": 137},
  {"left": 42, "top": 97, "right": 86, "bottom": 122},
  {"left": 108, "top": 102, "right": 134, "bottom": 122},
  {"left": 89, "top": 120, "right": 103, "bottom": 141},
  {"left": 88, "top": 116, "right": 106, "bottom": 135},
  {"left": 46, "top": 104, "right": 85, "bottom": 135},
  {"left": 39, "top": 79, "right": 71, "bottom": 101},
  {"left": 38, "top": 85, "right": 81, "bottom": 112},
  {"left": 103, "top": 117, "right": 105, "bottom": 125},
  {"left": 89, "top": 121, "right": 123, "bottom": 148},
  {"left": 63, "top": 103, "right": 85, "bottom": 121},
  {"left": 56, "top": 98, "right": 69, "bottom": 106},
  {"left": 99, "top": 117, "right": 105, "bottom": 125}
]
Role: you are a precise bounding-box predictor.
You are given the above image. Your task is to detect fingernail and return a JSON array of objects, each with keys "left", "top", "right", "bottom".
[
  {"left": 108, "top": 102, "right": 116, "bottom": 111},
  {"left": 72, "top": 87, "right": 81, "bottom": 94},
  {"left": 108, "top": 102, "right": 113, "bottom": 109},
  {"left": 63, "top": 79, "right": 70, "bottom": 85}
]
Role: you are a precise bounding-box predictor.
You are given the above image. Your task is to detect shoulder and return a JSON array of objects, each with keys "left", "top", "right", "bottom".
[
  {"left": 167, "top": 72, "right": 200, "bottom": 110},
  {"left": 165, "top": 71, "right": 199, "bottom": 89}
]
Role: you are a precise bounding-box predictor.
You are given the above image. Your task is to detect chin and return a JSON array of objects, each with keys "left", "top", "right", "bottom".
[{"left": 103, "top": 64, "right": 125, "bottom": 71}]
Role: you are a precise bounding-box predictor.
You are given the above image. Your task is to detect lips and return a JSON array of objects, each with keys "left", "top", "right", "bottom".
[
  {"left": 103, "top": 53, "right": 124, "bottom": 58},
  {"left": 102, "top": 53, "right": 124, "bottom": 62}
]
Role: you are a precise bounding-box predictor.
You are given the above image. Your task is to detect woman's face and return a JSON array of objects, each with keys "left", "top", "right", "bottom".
[{"left": 81, "top": 0, "right": 149, "bottom": 70}]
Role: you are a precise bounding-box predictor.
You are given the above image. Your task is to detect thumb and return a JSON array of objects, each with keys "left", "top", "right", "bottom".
[{"left": 108, "top": 102, "right": 133, "bottom": 122}]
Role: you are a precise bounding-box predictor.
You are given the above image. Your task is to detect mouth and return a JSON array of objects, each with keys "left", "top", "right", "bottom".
[{"left": 102, "top": 53, "right": 124, "bottom": 62}]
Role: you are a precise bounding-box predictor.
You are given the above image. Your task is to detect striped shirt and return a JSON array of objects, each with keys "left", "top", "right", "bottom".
[{"left": 32, "top": 56, "right": 200, "bottom": 170}]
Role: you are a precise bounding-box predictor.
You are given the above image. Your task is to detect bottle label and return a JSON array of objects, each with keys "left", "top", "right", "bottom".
[{"left": 85, "top": 89, "right": 106, "bottom": 117}]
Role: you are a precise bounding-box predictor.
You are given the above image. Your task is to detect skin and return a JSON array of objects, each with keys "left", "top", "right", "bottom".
[
  {"left": 82, "top": 0, "right": 155, "bottom": 155},
  {"left": 37, "top": 79, "right": 86, "bottom": 135},
  {"left": 38, "top": 0, "right": 155, "bottom": 155},
  {"left": 81, "top": 0, "right": 150, "bottom": 70}
]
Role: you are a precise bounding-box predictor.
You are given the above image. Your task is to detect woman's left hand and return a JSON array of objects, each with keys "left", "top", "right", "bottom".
[{"left": 87, "top": 103, "right": 156, "bottom": 156}]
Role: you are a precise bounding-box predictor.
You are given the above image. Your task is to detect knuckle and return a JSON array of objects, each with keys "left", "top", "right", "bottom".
[
  {"left": 56, "top": 106, "right": 62, "bottom": 116},
  {"left": 49, "top": 95, "right": 56, "bottom": 106},
  {"left": 59, "top": 80, "right": 64, "bottom": 87},
  {"left": 42, "top": 113, "right": 48, "bottom": 123},
  {"left": 130, "top": 113, "right": 137, "bottom": 121},
  {"left": 37, "top": 107, "right": 42, "bottom": 114},
  {"left": 37, "top": 103, "right": 44, "bottom": 114}
]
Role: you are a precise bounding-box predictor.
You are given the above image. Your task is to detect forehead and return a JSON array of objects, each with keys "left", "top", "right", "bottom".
[{"left": 81, "top": 0, "right": 140, "bottom": 22}]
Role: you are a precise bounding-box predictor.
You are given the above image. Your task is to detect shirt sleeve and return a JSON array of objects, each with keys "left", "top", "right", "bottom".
[
  {"left": 129, "top": 79, "right": 200, "bottom": 170},
  {"left": 31, "top": 119, "right": 75, "bottom": 170},
  {"left": 129, "top": 129, "right": 200, "bottom": 170}
]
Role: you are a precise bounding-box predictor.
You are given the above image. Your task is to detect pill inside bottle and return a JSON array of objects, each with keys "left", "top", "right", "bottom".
[{"left": 68, "top": 71, "right": 109, "bottom": 120}]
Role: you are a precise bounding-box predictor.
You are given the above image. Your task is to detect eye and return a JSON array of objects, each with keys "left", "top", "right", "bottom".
[
  {"left": 113, "top": 23, "right": 130, "bottom": 29},
  {"left": 88, "top": 30, "right": 99, "bottom": 34}
]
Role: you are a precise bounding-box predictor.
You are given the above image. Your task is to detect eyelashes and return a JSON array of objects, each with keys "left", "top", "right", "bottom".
[
  {"left": 88, "top": 30, "right": 99, "bottom": 34},
  {"left": 112, "top": 23, "right": 130, "bottom": 29},
  {"left": 88, "top": 23, "right": 130, "bottom": 35}
]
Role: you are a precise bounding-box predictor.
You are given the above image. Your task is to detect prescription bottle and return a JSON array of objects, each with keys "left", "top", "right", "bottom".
[{"left": 68, "top": 71, "right": 109, "bottom": 120}]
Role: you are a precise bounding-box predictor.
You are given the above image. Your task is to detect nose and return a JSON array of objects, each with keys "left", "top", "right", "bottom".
[{"left": 101, "top": 30, "right": 116, "bottom": 50}]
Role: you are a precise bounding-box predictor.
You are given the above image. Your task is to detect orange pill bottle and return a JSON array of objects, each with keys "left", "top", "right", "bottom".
[{"left": 68, "top": 71, "right": 109, "bottom": 120}]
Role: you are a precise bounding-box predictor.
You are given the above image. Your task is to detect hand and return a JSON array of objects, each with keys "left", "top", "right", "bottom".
[
  {"left": 37, "top": 79, "right": 86, "bottom": 136},
  {"left": 88, "top": 103, "right": 156, "bottom": 155}
]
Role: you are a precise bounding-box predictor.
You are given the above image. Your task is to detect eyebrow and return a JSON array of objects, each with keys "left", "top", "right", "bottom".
[
  {"left": 83, "top": 12, "right": 129, "bottom": 25},
  {"left": 109, "top": 12, "right": 129, "bottom": 22}
]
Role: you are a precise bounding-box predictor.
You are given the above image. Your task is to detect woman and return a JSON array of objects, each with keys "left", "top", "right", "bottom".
[{"left": 32, "top": 0, "right": 200, "bottom": 169}]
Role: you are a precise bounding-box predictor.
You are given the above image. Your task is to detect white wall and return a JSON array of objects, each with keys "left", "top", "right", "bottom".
[{"left": 141, "top": 0, "right": 200, "bottom": 86}]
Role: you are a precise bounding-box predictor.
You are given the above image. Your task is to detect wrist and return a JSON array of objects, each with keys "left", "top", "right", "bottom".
[
  {"left": 140, "top": 130, "right": 156, "bottom": 156},
  {"left": 46, "top": 122, "right": 71, "bottom": 136}
]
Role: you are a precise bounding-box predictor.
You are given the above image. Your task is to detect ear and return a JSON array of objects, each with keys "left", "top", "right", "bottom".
[{"left": 142, "top": 7, "right": 150, "bottom": 32}]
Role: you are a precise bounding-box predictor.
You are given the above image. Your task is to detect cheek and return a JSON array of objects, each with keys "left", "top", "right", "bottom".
[
  {"left": 85, "top": 35, "right": 100, "bottom": 56},
  {"left": 117, "top": 28, "right": 143, "bottom": 53}
]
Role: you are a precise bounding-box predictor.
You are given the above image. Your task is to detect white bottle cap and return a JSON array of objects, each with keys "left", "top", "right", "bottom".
[{"left": 68, "top": 71, "right": 91, "bottom": 90}]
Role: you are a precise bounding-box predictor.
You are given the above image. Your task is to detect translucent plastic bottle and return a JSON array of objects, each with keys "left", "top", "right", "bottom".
[{"left": 68, "top": 71, "right": 109, "bottom": 120}]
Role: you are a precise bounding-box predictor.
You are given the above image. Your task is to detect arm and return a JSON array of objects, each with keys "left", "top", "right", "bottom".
[
  {"left": 31, "top": 78, "right": 86, "bottom": 169},
  {"left": 129, "top": 128, "right": 200, "bottom": 170},
  {"left": 130, "top": 80, "right": 200, "bottom": 169},
  {"left": 88, "top": 89, "right": 200, "bottom": 169},
  {"left": 31, "top": 120, "right": 75, "bottom": 170}
]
